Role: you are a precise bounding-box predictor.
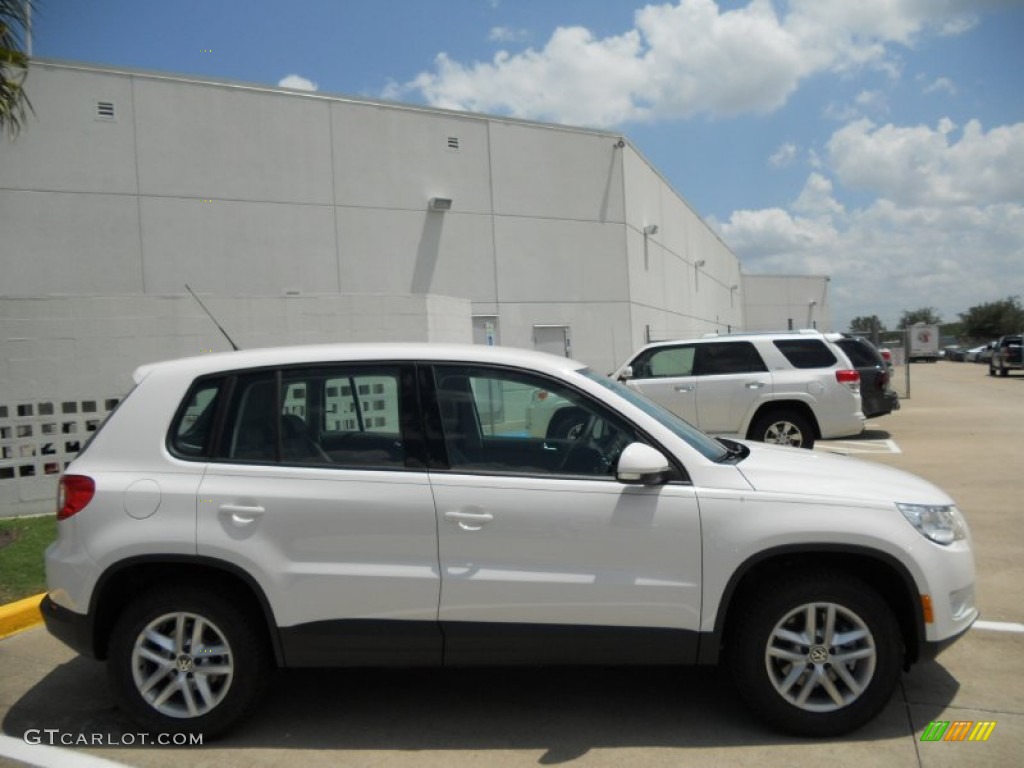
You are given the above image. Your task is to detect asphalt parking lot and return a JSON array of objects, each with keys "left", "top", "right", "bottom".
[{"left": 1, "top": 361, "right": 1020, "bottom": 768}]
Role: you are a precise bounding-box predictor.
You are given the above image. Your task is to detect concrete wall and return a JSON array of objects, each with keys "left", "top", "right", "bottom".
[
  {"left": 0, "top": 292, "right": 471, "bottom": 515},
  {"left": 742, "top": 274, "right": 833, "bottom": 332},
  {"left": 621, "top": 147, "right": 744, "bottom": 347},
  {"left": 0, "top": 62, "right": 744, "bottom": 373}
]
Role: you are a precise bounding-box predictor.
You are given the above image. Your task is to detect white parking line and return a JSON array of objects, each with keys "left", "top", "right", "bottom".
[
  {"left": 0, "top": 734, "right": 131, "bottom": 768},
  {"left": 973, "top": 620, "right": 1024, "bottom": 633},
  {"left": 815, "top": 438, "right": 902, "bottom": 455}
]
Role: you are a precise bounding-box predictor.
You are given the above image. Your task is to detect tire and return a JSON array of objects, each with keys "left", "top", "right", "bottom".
[
  {"left": 730, "top": 572, "right": 902, "bottom": 736},
  {"left": 108, "top": 584, "right": 271, "bottom": 737},
  {"left": 749, "top": 409, "right": 816, "bottom": 449},
  {"left": 999, "top": 364, "right": 1009, "bottom": 377},
  {"left": 989, "top": 365, "right": 996, "bottom": 376},
  {"left": 546, "top": 406, "right": 589, "bottom": 440}
]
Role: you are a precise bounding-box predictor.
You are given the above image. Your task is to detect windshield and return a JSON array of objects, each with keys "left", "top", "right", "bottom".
[{"left": 579, "top": 369, "right": 729, "bottom": 461}]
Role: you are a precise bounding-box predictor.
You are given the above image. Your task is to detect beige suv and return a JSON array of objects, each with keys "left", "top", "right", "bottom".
[{"left": 613, "top": 331, "right": 864, "bottom": 449}]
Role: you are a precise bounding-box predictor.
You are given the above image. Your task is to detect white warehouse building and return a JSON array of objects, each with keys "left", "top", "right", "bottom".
[{"left": 0, "top": 60, "right": 830, "bottom": 512}]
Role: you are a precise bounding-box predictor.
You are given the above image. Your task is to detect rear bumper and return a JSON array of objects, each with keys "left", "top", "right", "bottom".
[
  {"left": 863, "top": 390, "right": 900, "bottom": 419},
  {"left": 40, "top": 594, "right": 96, "bottom": 658}
]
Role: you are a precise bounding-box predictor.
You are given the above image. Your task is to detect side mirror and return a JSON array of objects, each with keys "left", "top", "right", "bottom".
[
  {"left": 616, "top": 443, "right": 672, "bottom": 486},
  {"left": 617, "top": 365, "right": 634, "bottom": 383}
]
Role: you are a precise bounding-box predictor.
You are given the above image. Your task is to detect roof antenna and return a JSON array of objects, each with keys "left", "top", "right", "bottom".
[{"left": 185, "top": 284, "right": 240, "bottom": 351}]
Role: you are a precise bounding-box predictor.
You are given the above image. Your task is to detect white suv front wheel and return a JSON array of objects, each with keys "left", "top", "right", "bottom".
[
  {"left": 108, "top": 585, "right": 271, "bottom": 736},
  {"left": 730, "top": 573, "right": 902, "bottom": 736}
]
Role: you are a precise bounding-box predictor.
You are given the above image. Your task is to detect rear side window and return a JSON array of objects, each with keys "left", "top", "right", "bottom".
[
  {"left": 696, "top": 341, "right": 767, "bottom": 375},
  {"left": 220, "top": 367, "right": 407, "bottom": 469},
  {"left": 170, "top": 379, "right": 223, "bottom": 457},
  {"left": 774, "top": 340, "right": 838, "bottom": 369}
]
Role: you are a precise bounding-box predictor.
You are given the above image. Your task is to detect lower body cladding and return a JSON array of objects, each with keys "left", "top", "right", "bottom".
[{"left": 277, "top": 620, "right": 700, "bottom": 667}]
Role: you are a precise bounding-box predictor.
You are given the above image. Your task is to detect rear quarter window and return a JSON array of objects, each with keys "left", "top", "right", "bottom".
[
  {"left": 773, "top": 339, "right": 838, "bottom": 369},
  {"left": 170, "top": 379, "right": 224, "bottom": 458}
]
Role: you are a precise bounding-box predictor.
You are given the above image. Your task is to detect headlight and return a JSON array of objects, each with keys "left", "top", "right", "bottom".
[{"left": 897, "top": 503, "right": 967, "bottom": 545}]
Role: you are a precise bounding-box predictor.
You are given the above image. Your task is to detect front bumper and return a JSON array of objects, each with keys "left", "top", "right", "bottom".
[{"left": 919, "top": 612, "right": 976, "bottom": 663}]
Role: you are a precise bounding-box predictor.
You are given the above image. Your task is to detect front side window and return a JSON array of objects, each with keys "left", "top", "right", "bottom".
[
  {"left": 633, "top": 345, "right": 696, "bottom": 378},
  {"left": 433, "top": 365, "right": 644, "bottom": 478},
  {"left": 582, "top": 369, "right": 727, "bottom": 462}
]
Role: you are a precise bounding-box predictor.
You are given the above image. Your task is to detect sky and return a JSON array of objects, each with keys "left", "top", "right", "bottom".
[{"left": 26, "top": 0, "right": 1024, "bottom": 331}]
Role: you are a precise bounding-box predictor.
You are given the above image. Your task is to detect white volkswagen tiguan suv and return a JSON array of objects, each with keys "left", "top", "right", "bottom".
[{"left": 43, "top": 343, "right": 976, "bottom": 737}]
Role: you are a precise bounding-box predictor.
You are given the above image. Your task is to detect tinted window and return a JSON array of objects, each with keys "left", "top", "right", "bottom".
[
  {"left": 696, "top": 341, "right": 767, "bottom": 375},
  {"left": 170, "top": 380, "right": 223, "bottom": 457},
  {"left": 837, "top": 339, "right": 881, "bottom": 368},
  {"left": 774, "top": 339, "right": 838, "bottom": 369},
  {"left": 581, "top": 369, "right": 726, "bottom": 462},
  {"left": 633, "top": 346, "right": 695, "bottom": 378},
  {"left": 434, "top": 365, "right": 645, "bottom": 478},
  {"left": 219, "top": 367, "right": 406, "bottom": 468}
]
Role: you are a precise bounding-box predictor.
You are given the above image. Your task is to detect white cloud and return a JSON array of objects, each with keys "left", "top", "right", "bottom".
[
  {"left": 277, "top": 74, "right": 319, "bottom": 92},
  {"left": 924, "top": 77, "right": 957, "bottom": 95},
  {"left": 826, "top": 118, "right": 1024, "bottom": 206},
  {"left": 718, "top": 117, "right": 1024, "bottom": 328},
  {"left": 488, "top": 26, "right": 529, "bottom": 43},
  {"left": 793, "top": 173, "right": 845, "bottom": 215},
  {"left": 769, "top": 142, "right": 798, "bottom": 168},
  {"left": 388, "top": 0, "right": 982, "bottom": 127}
]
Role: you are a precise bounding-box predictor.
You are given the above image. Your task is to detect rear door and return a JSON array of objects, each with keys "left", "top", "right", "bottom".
[
  {"left": 194, "top": 364, "right": 442, "bottom": 666},
  {"left": 693, "top": 341, "right": 770, "bottom": 435}
]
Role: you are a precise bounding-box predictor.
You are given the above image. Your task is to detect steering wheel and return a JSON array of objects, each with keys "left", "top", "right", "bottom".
[{"left": 554, "top": 413, "right": 598, "bottom": 474}]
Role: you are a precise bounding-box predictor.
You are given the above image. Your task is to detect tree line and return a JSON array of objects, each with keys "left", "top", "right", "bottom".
[{"left": 850, "top": 296, "right": 1024, "bottom": 341}]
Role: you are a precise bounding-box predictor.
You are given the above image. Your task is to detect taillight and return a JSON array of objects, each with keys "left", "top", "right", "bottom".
[
  {"left": 835, "top": 369, "right": 860, "bottom": 384},
  {"left": 58, "top": 475, "right": 95, "bottom": 520}
]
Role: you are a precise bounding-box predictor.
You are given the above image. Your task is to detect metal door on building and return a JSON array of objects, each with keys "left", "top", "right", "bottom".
[{"left": 533, "top": 325, "right": 572, "bottom": 358}]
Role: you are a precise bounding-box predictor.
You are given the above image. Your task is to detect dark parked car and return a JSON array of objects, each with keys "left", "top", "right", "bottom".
[
  {"left": 989, "top": 335, "right": 1023, "bottom": 376},
  {"left": 828, "top": 334, "right": 900, "bottom": 418}
]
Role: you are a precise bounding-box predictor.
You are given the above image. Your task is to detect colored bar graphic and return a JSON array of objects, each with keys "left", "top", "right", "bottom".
[
  {"left": 944, "top": 721, "right": 973, "bottom": 741},
  {"left": 921, "top": 721, "right": 949, "bottom": 741},
  {"left": 920, "top": 720, "right": 997, "bottom": 742},
  {"left": 968, "top": 722, "right": 997, "bottom": 742}
]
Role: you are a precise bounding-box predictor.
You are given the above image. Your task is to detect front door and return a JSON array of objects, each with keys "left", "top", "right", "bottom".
[
  {"left": 625, "top": 343, "right": 700, "bottom": 426},
  {"left": 426, "top": 363, "right": 702, "bottom": 665}
]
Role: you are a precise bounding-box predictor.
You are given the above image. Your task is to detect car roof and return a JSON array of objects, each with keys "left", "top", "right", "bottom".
[
  {"left": 637, "top": 330, "right": 829, "bottom": 351},
  {"left": 133, "top": 343, "right": 587, "bottom": 384}
]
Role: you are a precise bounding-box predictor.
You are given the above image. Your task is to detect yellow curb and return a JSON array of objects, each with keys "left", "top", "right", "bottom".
[{"left": 0, "top": 593, "right": 45, "bottom": 639}]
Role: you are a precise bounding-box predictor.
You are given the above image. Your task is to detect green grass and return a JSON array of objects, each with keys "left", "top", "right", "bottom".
[{"left": 0, "top": 515, "right": 56, "bottom": 604}]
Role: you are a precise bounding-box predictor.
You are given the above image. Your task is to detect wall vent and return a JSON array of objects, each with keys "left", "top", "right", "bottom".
[
  {"left": 446, "top": 136, "right": 460, "bottom": 151},
  {"left": 96, "top": 101, "right": 116, "bottom": 121}
]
